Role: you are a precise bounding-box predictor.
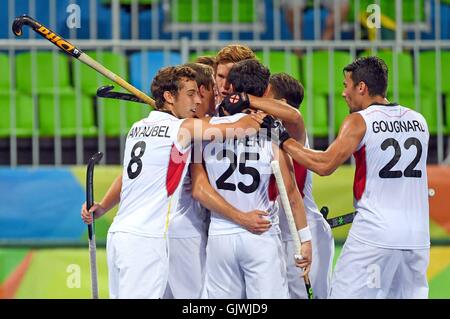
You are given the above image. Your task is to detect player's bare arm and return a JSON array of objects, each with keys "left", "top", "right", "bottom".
[
  {"left": 283, "top": 112, "right": 366, "bottom": 176},
  {"left": 177, "top": 113, "right": 265, "bottom": 148},
  {"left": 81, "top": 174, "right": 122, "bottom": 224},
  {"left": 276, "top": 147, "right": 312, "bottom": 275},
  {"left": 248, "top": 95, "right": 306, "bottom": 143},
  {"left": 190, "top": 162, "right": 271, "bottom": 235}
]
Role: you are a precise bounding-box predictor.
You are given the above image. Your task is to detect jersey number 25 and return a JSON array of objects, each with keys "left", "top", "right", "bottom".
[{"left": 216, "top": 150, "right": 260, "bottom": 194}]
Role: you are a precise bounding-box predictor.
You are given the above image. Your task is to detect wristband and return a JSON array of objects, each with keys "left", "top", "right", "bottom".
[
  {"left": 298, "top": 226, "right": 312, "bottom": 243},
  {"left": 278, "top": 131, "right": 291, "bottom": 149}
]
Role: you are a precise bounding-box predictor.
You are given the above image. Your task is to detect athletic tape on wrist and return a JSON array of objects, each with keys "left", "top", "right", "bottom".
[{"left": 298, "top": 226, "right": 312, "bottom": 243}]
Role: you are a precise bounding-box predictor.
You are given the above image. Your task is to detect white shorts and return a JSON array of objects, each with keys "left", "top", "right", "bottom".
[
  {"left": 283, "top": 217, "right": 334, "bottom": 299},
  {"left": 163, "top": 235, "right": 207, "bottom": 299},
  {"left": 107, "top": 232, "right": 169, "bottom": 299},
  {"left": 205, "top": 232, "right": 289, "bottom": 299},
  {"left": 330, "top": 235, "right": 430, "bottom": 299}
]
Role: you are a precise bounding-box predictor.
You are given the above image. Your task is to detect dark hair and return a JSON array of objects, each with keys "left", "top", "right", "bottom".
[
  {"left": 343, "top": 56, "right": 388, "bottom": 97},
  {"left": 194, "top": 55, "right": 216, "bottom": 68},
  {"left": 183, "top": 62, "right": 214, "bottom": 91},
  {"left": 227, "top": 59, "right": 270, "bottom": 97},
  {"left": 269, "top": 73, "right": 304, "bottom": 108},
  {"left": 151, "top": 66, "right": 197, "bottom": 110}
]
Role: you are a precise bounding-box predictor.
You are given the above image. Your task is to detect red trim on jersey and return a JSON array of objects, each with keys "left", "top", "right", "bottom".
[
  {"left": 268, "top": 162, "right": 307, "bottom": 200},
  {"left": 293, "top": 161, "right": 307, "bottom": 198},
  {"left": 365, "top": 109, "right": 411, "bottom": 118},
  {"left": 268, "top": 174, "right": 278, "bottom": 201},
  {"left": 353, "top": 145, "right": 367, "bottom": 201},
  {"left": 166, "top": 144, "right": 189, "bottom": 196}
]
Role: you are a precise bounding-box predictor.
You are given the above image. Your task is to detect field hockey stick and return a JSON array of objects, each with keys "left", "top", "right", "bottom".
[
  {"left": 86, "top": 151, "right": 103, "bottom": 299},
  {"left": 12, "top": 15, "right": 155, "bottom": 107},
  {"left": 271, "top": 161, "right": 314, "bottom": 300},
  {"left": 320, "top": 206, "right": 357, "bottom": 228},
  {"left": 97, "top": 85, "right": 147, "bottom": 104}
]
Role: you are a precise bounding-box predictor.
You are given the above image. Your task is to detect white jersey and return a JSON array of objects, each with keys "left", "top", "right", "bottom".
[
  {"left": 109, "top": 111, "right": 191, "bottom": 237},
  {"left": 349, "top": 103, "right": 430, "bottom": 249},
  {"left": 168, "top": 164, "right": 209, "bottom": 238},
  {"left": 203, "top": 114, "right": 279, "bottom": 236},
  {"left": 278, "top": 137, "right": 325, "bottom": 241}
]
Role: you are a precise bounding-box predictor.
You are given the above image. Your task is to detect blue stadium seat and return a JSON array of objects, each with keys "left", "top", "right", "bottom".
[
  {"left": 0, "top": 0, "right": 54, "bottom": 39},
  {"left": 0, "top": 2, "right": 10, "bottom": 38},
  {"left": 56, "top": 0, "right": 131, "bottom": 39},
  {"left": 138, "top": 4, "right": 172, "bottom": 40},
  {"left": 421, "top": 1, "right": 450, "bottom": 39},
  {"left": 0, "top": 0, "right": 131, "bottom": 39},
  {"left": 301, "top": 7, "right": 329, "bottom": 40},
  {"left": 129, "top": 51, "right": 182, "bottom": 94},
  {"left": 14, "top": 1, "right": 91, "bottom": 38}
]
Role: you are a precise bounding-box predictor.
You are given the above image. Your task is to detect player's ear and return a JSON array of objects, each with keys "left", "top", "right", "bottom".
[
  {"left": 163, "top": 90, "right": 175, "bottom": 104},
  {"left": 357, "top": 81, "right": 366, "bottom": 95},
  {"left": 198, "top": 84, "right": 206, "bottom": 98},
  {"left": 263, "top": 85, "right": 270, "bottom": 97}
]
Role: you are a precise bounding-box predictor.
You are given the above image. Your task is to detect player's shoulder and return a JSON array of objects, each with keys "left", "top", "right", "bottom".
[
  {"left": 149, "top": 110, "right": 182, "bottom": 122},
  {"left": 383, "top": 103, "right": 429, "bottom": 125},
  {"left": 337, "top": 112, "right": 367, "bottom": 138},
  {"left": 343, "top": 111, "right": 366, "bottom": 126},
  {"left": 127, "top": 111, "right": 184, "bottom": 139},
  {"left": 399, "top": 104, "right": 428, "bottom": 122}
]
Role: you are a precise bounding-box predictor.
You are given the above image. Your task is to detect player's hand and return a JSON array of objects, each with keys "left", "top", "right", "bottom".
[
  {"left": 250, "top": 111, "right": 269, "bottom": 126},
  {"left": 258, "top": 114, "right": 272, "bottom": 128},
  {"left": 258, "top": 115, "right": 291, "bottom": 148},
  {"left": 295, "top": 240, "right": 312, "bottom": 277},
  {"left": 81, "top": 202, "right": 106, "bottom": 224},
  {"left": 239, "top": 210, "right": 272, "bottom": 234},
  {"left": 221, "top": 92, "right": 250, "bottom": 115},
  {"left": 239, "top": 113, "right": 264, "bottom": 132}
]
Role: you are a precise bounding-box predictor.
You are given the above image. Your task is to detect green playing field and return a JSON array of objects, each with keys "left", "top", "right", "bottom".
[
  {"left": 1, "top": 165, "right": 448, "bottom": 298},
  {"left": 0, "top": 246, "right": 447, "bottom": 298}
]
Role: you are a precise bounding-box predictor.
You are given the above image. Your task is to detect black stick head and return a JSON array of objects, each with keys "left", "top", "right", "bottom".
[
  {"left": 86, "top": 151, "right": 103, "bottom": 221},
  {"left": 320, "top": 206, "right": 329, "bottom": 219},
  {"left": 96, "top": 85, "right": 115, "bottom": 97},
  {"left": 96, "top": 85, "right": 147, "bottom": 104},
  {"left": 88, "top": 152, "right": 103, "bottom": 166},
  {"left": 12, "top": 15, "right": 36, "bottom": 37}
]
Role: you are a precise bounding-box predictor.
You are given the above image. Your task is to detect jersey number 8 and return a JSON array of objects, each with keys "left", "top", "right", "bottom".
[{"left": 127, "top": 141, "right": 146, "bottom": 179}]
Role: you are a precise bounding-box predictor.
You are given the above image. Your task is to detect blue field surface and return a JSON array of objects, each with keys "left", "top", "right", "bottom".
[{"left": 0, "top": 168, "right": 86, "bottom": 241}]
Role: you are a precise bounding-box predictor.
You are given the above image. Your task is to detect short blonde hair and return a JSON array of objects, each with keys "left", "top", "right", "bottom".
[
  {"left": 194, "top": 55, "right": 216, "bottom": 68},
  {"left": 215, "top": 44, "right": 255, "bottom": 67}
]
